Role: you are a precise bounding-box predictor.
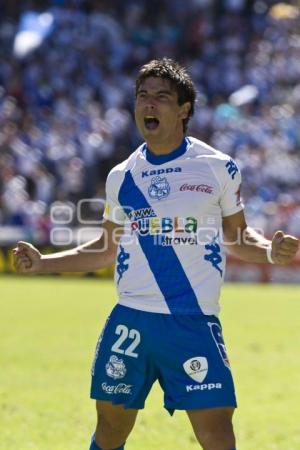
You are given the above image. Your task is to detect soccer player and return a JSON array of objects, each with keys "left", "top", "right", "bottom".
[{"left": 13, "top": 59, "right": 298, "bottom": 450}]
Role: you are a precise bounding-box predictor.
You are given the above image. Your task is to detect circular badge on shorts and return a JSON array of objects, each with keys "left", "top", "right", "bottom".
[{"left": 183, "top": 356, "right": 208, "bottom": 383}]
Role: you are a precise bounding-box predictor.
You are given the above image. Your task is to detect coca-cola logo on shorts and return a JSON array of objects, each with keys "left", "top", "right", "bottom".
[
  {"left": 180, "top": 184, "right": 213, "bottom": 194},
  {"left": 101, "top": 382, "right": 133, "bottom": 395}
]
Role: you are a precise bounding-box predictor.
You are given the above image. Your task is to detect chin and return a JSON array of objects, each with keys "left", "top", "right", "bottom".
[
  {"left": 144, "top": 126, "right": 162, "bottom": 136},
  {"left": 144, "top": 134, "right": 162, "bottom": 145}
]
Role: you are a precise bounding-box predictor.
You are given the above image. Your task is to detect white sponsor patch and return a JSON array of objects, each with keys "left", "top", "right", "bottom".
[
  {"left": 101, "top": 382, "right": 132, "bottom": 395},
  {"left": 183, "top": 357, "right": 208, "bottom": 383}
]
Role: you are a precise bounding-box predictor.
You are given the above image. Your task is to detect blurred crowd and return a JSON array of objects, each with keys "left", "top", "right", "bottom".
[{"left": 0, "top": 0, "right": 300, "bottom": 244}]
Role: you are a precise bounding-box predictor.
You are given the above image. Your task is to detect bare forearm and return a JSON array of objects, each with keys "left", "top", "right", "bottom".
[
  {"left": 222, "top": 211, "right": 298, "bottom": 265},
  {"left": 225, "top": 227, "right": 271, "bottom": 263},
  {"left": 40, "top": 238, "right": 115, "bottom": 273}
]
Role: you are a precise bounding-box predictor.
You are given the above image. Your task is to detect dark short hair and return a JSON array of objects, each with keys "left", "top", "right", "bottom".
[{"left": 135, "top": 58, "right": 196, "bottom": 133}]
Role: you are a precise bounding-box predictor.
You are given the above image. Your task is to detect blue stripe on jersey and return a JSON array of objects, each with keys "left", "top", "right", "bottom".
[
  {"left": 144, "top": 137, "right": 190, "bottom": 165},
  {"left": 118, "top": 169, "right": 202, "bottom": 314}
]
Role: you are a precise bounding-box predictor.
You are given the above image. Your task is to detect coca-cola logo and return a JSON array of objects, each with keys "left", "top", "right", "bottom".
[
  {"left": 101, "top": 382, "right": 132, "bottom": 395},
  {"left": 180, "top": 184, "right": 213, "bottom": 194}
]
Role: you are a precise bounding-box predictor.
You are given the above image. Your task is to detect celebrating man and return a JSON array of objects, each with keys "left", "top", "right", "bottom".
[{"left": 14, "top": 59, "right": 299, "bottom": 450}]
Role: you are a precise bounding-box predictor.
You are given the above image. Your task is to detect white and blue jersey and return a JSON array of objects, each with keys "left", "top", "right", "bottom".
[
  {"left": 103, "top": 137, "right": 243, "bottom": 316},
  {"left": 91, "top": 137, "right": 241, "bottom": 411}
]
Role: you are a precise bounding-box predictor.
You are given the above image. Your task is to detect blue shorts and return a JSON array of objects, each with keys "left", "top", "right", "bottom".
[{"left": 90, "top": 304, "right": 237, "bottom": 414}]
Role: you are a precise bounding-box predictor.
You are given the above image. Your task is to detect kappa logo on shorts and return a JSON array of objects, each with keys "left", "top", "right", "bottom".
[
  {"left": 208, "top": 322, "right": 230, "bottom": 369},
  {"left": 186, "top": 382, "right": 222, "bottom": 393},
  {"left": 183, "top": 357, "right": 208, "bottom": 383},
  {"left": 91, "top": 316, "right": 110, "bottom": 377},
  {"left": 105, "top": 355, "right": 127, "bottom": 380}
]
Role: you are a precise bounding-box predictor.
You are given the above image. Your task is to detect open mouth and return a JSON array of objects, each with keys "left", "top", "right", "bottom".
[{"left": 144, "top": 116, "right": 160, "bottom": 130}]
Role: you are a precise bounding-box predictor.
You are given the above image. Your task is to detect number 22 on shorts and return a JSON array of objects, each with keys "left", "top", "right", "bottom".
[{"left": 111, "top": 324, "right": 141, "bottom": 358}]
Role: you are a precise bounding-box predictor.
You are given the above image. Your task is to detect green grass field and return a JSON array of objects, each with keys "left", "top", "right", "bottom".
[{"left": 1, "top": 276, "right": 300, "bottom": 450}]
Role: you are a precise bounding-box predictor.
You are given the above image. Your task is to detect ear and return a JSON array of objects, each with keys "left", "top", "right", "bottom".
[{"left": 179, "top": 101, "right": 191, "bottom": 120}]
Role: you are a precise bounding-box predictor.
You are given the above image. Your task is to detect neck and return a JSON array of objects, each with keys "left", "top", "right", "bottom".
[{"left": 146, "top": 135, "right": 185, "bottom": 155}]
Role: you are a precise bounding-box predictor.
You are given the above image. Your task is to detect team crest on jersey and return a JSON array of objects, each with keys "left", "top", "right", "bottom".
[
  {"left": 183, "top": 357, "right": 208, "bottom": 383},
  {"left": 106, "top": 355, "right": 127, "bottom": 380},
  {"left": 148, "top": 176, "right": 170, "bottom": 200}
]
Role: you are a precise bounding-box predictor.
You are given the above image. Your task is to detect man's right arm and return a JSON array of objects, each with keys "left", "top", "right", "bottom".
[{"left": 13, "top": 220, "right": 122, "bottom": 274}]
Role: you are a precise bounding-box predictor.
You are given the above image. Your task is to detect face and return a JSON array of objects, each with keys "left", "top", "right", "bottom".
[{"left": 135, "top": 77, "right": 190, "bottom": 152}]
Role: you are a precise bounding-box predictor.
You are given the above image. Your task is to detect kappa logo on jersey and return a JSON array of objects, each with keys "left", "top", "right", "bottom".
[
  {"left": 208, "top": 322, "right": 230, "bottom": 369},
  {"left": 204, "top": 234, "right": 223, "bottom": 277},
  {"left": 183, "top": 357, "right": 208, "bottom": 383},
  {"left": 148, "top": 176, "right": 170, "bottom": 200},
  {"left": 142, "top": 167, "right": 182, "bottom": 178},
  {"left": 225, "top": 159, "right": 239, "bottom": 180},
  {"left": 116, "top": 245, "right": 130, "bottom": 284},
  {"left": 106, "top": 355, "right": 127, "bottom": 380}
]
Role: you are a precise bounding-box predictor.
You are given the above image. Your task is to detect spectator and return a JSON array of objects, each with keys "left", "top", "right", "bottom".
[{"left": 0, "top": 0, "right": 299, "bottom": 241}]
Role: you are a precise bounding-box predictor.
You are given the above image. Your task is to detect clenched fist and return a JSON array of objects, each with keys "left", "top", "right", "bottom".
[
  {"left": 13, "top": 241, "right": 43, "bottom": 273},
  {"left": 271, "top": 231, "right": 299, "bottom": 265}
]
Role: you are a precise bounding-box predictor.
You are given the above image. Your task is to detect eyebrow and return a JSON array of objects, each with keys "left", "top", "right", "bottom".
[{"left": 137, "top": 89, "right": 172, "bottom": 95}]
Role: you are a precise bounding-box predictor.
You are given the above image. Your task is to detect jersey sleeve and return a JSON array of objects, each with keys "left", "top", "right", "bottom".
[
  {"left": 219, "top": 157, "right": 244, "bottom": 217},
  {"left": 103, "top": 169, "right": 127, "bottom": 225}
]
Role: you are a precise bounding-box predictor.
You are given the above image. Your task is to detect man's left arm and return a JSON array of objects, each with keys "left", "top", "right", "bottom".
[{"left": 222, "top": 210, "right": 299, "bottom": 264}]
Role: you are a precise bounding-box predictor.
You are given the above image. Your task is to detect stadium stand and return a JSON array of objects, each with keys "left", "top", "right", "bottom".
[{"left": 0, "top": 0, "right": 299, "bottom": 280}]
